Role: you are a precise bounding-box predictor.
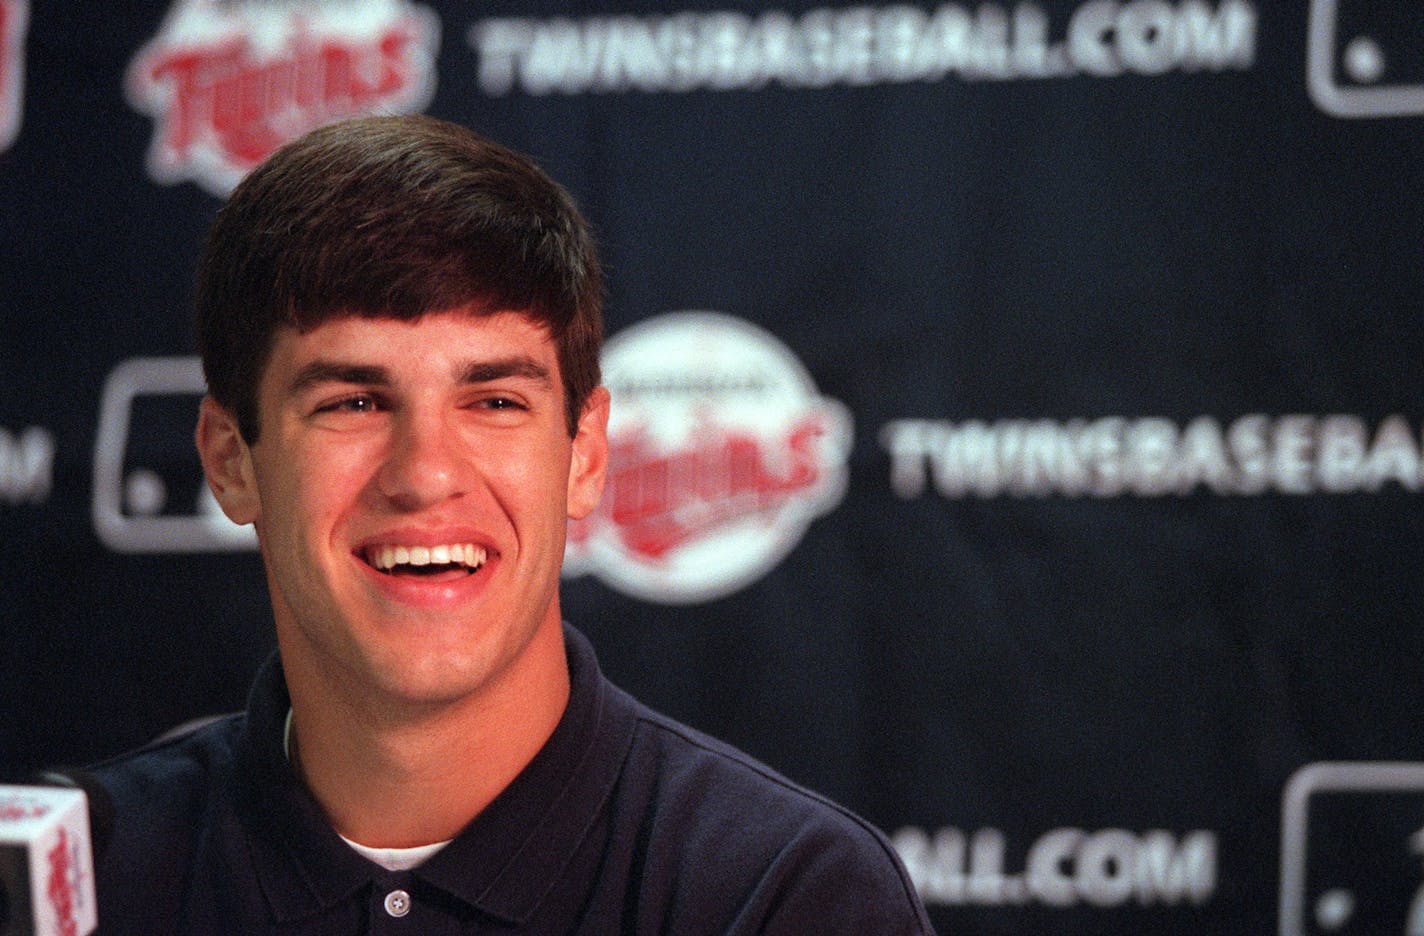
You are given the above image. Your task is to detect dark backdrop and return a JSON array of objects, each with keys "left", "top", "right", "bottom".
[{"left": 4, "top": 2, "right": 1424, "bottom": 933}]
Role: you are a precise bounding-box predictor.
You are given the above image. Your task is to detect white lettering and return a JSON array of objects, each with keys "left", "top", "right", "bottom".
[
  {"left": 472, "top": 19, "right": 533, "bottom": 95},
  {"left": 1068, "top": 1, "right": 1119, "bottom": 76},
  {"left": 598, "top": 17, "right": 666, "bottom": 92},
  {"left": 1315, "top": 415, "right": 1367, "bottom": 493},
  {"left": 1136, "top": 829, "right": 1216, "bottom": 904},
  {"left": 1272, "top": 414, "right": 1315, "bottom": 494},
  {"left": 522, "top": 19, "right": 586, "bottom": 95},
  {"left": 1076, "top": 828, "right": 1138, "bottom": 906},
  {"left": 1070, "top": 0, "right": 1255, "bottom": 77},
  {"left": 915, "top": 6, "right": 972, "bottom": 80},
  {"left": 1117, "top": 1, "right": 1178, "bottom": 76},
  {"left": 1227, "top": 413, "right": 1269, "bottom": 494},
  {"left": 468, "top": 2, "right": 1257, "bottom": 95},
  {"left": 896, "top": 825, "right": 1218, "bottom": 907},
  {"left": 1086, "top": 417, "right": 1127, "bottom": 497},
  {"left": 1012, "top": 3, "right": 1057, "bottom": 77},
  {"left": 881, "top": 419, "right": 934, "bottom": 498},
  {"left": 1175, "top": 0, "right": 1255, "bottom": 70},
  {"left": 1365, "top": 414, "right": 1422, "bottom": 492},
  {"left": 699, "top": 13, "right": 755, "bottom": 90},
  {"left": 882, "top": 414, "right": 1424, "bottom": 499},
  {"left": 894, "top": 826, "right": 966, "bottom": 903},
  {"left": 876, "top": 6, "right": 926, "bottom": 81},
  {"left": 1026, "top": 827, "right": 1083, "bottom": 906},
  {"left": 1176, "top": 416, "right": 1233, "bottom": 494},
  {"left": 1127, "top": 417, "right": 1178, "bottom": 495},
  {"left": 966, "top": 827, "right": 1010, "bottom": 904}
]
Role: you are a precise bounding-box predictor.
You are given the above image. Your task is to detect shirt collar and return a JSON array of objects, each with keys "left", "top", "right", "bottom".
[
  {"left": 283, "top": 708, "right": 455, "bottom": 871},
  {"left": 232, "top": 655, "right": 372, "bottom": 922},
  {"left": 232, "top": 625, "right": 637, "bottom": 926},
  {"left": 414, "top": 625, "right": 637, "bottom": 922}
]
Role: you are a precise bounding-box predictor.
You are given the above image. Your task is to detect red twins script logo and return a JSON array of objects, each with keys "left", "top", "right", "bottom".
[
  {"left": 47, "top": 826, "right": 78, "bottom": 936},
  {"left": 0, "top": 0, "right": 27, "bottom": 151},
  {"left": 565, "top": 312, "right": 853, "bottom": 604},
  {"left": 126, "top": 0, "right": 439, "bottom": 194}
]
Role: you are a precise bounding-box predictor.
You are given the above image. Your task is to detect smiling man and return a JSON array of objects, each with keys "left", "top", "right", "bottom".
[{"left": 90, "top": 115, "right": 932, "bottom": 934}]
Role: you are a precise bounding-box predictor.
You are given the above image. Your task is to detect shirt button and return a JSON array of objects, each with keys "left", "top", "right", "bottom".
[{"left": 383, "top": 889, "right": 411, "bottom": 918}]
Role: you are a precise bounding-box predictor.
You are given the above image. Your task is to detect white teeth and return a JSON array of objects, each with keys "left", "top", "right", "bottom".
[{"left": 369, "top": 543, "right": 487, "bottom": 572}]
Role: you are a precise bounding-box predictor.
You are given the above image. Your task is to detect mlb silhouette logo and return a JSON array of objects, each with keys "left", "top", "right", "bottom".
[
  {"left": 1309, "top": 0, "right": 1424, "bottom": 117},
  {"left": 1279, "top": 763, "right": 1424, "bottom": 935},
  {"left": 92, "top": 357, "right": 257, "bottom": 553}
]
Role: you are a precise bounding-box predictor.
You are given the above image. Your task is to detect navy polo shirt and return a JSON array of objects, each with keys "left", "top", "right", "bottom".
[{"left": 92, "top": 626, "right": 933, "bottom": 934}]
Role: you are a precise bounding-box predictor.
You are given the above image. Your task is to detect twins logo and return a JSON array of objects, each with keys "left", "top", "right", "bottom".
[
  {"left": 0, "top": 0, "right": 27, "bottom": 152},
  {"left": 46, "top": 827, "right": 78, "bottom": 936},
  {"left": 565, "top": 312, "right": 853, "bottom": 605},
  {"left": 126, "top": 0, "right": 439, "bottom": 195}
]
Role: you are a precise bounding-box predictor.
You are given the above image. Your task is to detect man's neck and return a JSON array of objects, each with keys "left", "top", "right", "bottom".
[{"left": 281, "top": 619, "right": 571, "bottom": 849}]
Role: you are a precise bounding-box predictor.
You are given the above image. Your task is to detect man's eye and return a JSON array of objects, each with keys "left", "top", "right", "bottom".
[
  {"left": 319, "top": 395, "right": 380, "bottom": 414},
  {"left": 479, "top": 397, "right": 525, "bottom": 411}
]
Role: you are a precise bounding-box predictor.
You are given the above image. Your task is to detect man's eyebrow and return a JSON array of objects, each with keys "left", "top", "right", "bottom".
[
  {"left": 457, "top": 356, "right": 553, "bottom": 386},
  {"left": 285, "top": 361, "right": 391, "bottom": 395}
]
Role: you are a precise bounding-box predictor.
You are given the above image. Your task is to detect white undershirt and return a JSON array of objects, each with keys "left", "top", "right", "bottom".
[{"left": 283, "top": 709, "right": 454, "bottom": 871}]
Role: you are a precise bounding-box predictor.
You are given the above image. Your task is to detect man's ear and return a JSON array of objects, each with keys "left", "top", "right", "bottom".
[
  {"left": 196, "top": 397, "right": 261, "bottom": 526},
  {"left": 567, "top": 386, "right": 610, "bottom": 521}
]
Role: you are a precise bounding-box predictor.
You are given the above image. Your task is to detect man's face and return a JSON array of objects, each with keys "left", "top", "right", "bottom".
[{"left": 200, "top": 309, "right": 608, "bottom": 709}]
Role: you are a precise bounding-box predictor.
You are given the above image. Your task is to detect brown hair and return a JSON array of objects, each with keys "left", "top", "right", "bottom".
[{"left": 196, "top": 114, "right": 602, "bottom": 441}]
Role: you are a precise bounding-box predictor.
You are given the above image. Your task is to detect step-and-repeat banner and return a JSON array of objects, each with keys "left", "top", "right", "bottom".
[{"left": 5, "top": 2, "right": 1424, "bottom": 933}]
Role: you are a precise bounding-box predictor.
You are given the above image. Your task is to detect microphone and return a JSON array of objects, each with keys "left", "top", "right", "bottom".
[{"left": 0, "top": 771, "right": 110, "bottom": 936}]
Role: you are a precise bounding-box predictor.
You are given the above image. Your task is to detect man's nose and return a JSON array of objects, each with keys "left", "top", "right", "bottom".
[{"left": 375, "top": 409, "right": 466, "bottom": 510}]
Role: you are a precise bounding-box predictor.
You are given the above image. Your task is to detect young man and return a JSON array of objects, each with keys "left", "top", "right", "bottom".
[{"left": 92, "top": 114, "right": 932, "bottom": 933}]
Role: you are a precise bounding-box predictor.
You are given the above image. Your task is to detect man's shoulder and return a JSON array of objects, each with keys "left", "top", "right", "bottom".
[
  {"left": 604, "top": 687, "right": 933, "bottom": 932},
  {"left": 87, "top": 714, "right": 281, "bottom": 931},
  {"left": 91, "top": 713, "right": 243, "bottom": 801},
  {"left": 88, "top": 714, "right": 245, "bottom": 863},
  {"left": 626, "top": 698, "right": 881, "bottom": 834}
]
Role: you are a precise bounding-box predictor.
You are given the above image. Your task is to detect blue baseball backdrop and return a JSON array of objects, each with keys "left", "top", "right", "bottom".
[{"left": 5, "top": 2, "right": 1424, "bottom": 932}]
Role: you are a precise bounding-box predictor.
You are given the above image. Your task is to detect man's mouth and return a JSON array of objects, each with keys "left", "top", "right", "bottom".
[{"left": 363, "top": 543, "right": 488, "bottom": 577}]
